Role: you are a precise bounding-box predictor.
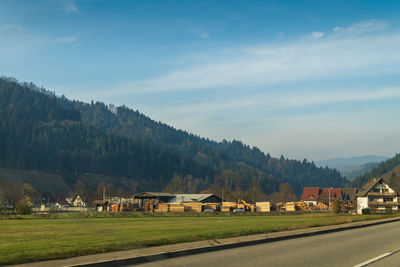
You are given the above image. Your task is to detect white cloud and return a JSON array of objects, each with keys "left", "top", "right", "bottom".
[
  {"left": 63, "top": 0, "right": 78, "bottom": 14},
  {"left": 155, "top": 87, "right": 400, "bottom": 117},
  {"left": 108, "top": 19, "right": 398, "bottom": 95},
  {"left": 56, "top": 36, "right": 76, "bottom": 43},
  {"left": 333, "top": 19, "right": 388, "bottom": 34},
  {"left": 311, "top": 31, "right": 324, "bottom": 39}
]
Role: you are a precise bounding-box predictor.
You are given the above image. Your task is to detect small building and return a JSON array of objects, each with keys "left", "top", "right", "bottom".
[
  {"left": 356, "top": 177, "right": 399, "bottom": 214},
  {"left": 169, "top": 194, "right": 222, "bottom": 204},
  {"left": 56, "top": 199, "right": 71, "bottom": 209}
]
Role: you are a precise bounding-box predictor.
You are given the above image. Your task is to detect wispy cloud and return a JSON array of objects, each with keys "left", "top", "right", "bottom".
[
  {"left": 311, "top": 31, "right": 324, "bottom": 39},
  {"left": 56, "top": 36, "right": 76, "bottom": 43},
  {"left": 63, "top": 0, "right": 78, "bottom": 14},
  {"left": 333, "top": 19, "right": 388, "bottom": 34},
  {"left": 156, "top": 87, "right": 400, "bottom": 117},
  {"left": 109, "top": 19, "right": 398, "bottom": 95}
]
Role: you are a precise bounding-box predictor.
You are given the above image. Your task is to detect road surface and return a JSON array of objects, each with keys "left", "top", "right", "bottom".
[{"left": 135, "top": 220, "right": 400, "bottom": 267}]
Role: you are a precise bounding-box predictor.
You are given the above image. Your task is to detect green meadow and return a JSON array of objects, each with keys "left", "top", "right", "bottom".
[{"left": 0, "top": 213, "right": 397, "bottom": 265}]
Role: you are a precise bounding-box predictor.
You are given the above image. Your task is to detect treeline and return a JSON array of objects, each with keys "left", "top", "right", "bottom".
[
  {"left": 350, "top": 153, "right": 400, "bottom": 188},
  {"left": 0, "top": 77, "right": 346, "bottom": 195}
]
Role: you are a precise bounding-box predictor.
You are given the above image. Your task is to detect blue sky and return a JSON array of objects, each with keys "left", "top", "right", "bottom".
[{"left": 1, "top": 0, "right": 400, "bottom": 161}]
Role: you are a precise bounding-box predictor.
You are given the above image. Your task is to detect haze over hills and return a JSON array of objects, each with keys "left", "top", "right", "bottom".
[
  {"left": 316, "top": 155, "right": 388, "bottom": 180},
  {"left": 0, "top": 77, "right": 347, "bottom": 196}
]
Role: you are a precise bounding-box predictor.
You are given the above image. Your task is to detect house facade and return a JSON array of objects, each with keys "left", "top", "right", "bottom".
[
  {"left": 356, "top": 177, "right": 399, "bottom": 214},
  {"left": 72, "top": 195, "right": 87, "bottom": 207}
]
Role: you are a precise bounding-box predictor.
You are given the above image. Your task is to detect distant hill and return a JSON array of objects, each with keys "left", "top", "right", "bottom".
[
  {"left": 350, "top": 154, "right": 400, "bottom": 188},
  {"left": 315, "top": 155, "right": 387, "bottom": 180},
  {"left": 0, "top": 76, "right": 347, "bottom": 196},
  {"left": 342, "top": 162, "right": 380, "bottom": 181}
]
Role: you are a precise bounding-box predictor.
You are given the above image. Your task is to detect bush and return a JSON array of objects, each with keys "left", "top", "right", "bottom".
[
  {"left": 332, "top": 200, "right": 340, "bottom": 213},
  {"left": 16, "top": 199, "right": 32, "bottom": 215},
  {"left": 362, "top": 208, "right": 370, "bottom": 214}
]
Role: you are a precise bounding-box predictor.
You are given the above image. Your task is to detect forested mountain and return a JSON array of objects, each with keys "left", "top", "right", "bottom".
[
  {"left": 350, "top": 154, "right": 400, "bottom": 188},
  {"left": 0, "top": 76, "right": 346, "bottom": 196}
]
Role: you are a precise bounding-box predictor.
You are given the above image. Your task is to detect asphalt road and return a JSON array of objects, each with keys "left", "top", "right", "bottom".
[{"left": 134, "top": 220, "right": 400, "bottom": 267}]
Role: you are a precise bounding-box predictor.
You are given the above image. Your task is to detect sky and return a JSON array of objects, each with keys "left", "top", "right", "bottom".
[{"left": 1, "top": 0, "right": 400, "bottom": 162}]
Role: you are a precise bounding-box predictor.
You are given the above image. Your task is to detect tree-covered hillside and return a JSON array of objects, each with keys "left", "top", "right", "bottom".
[
  {"left": 349, "top": 154, "right": 400, "bottom": 188},
  {"left": 0, "top": 77, "right": 347, "bottom": 196}
]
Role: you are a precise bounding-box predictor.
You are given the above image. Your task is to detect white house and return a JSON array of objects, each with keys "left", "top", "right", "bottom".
[{"left": 356, "top": 177, "right": 399, "bottom": 214}]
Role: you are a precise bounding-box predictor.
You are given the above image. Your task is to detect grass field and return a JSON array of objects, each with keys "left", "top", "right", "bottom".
[{"left": 0, "top": 212, "right": 397, "bottom": 265}]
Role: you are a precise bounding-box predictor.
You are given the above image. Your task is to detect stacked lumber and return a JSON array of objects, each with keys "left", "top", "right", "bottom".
[
  {"left": 170, "top": 204, "right": 185, "bottom": 212},
  {"left": 185, "top": 203, "right": 202, "bottom": 212},
  {"left": 284, "top": 202, "right": 296, "bottom": 212},
  {"left": 222, "top": 202, "right": 236, "bottom": 207},
  {"left": 111, "top": 204, "right": 119, "bottom": 212},
  {"left": 144, "top": 201, "right": 154, "bottom": 212},
  {"left": 221, "top": 206, "right": 232, "bottom": 212},
  {"left": 256, "top": 202, "right": 271, "bottom": 212},
  {"left": 221, "top": 202, "right": 236, "bottom": 212},
  {"left": 296, "top": 201, "right": 311, "bottom": 211},
  {"left": 315, "top": 202, "right": 328, "bottom": 210},
  {"left": 237, "top": 203, "right": 245, "bottom": 209},
  {"left": 203, "top": 203, "right": 219, "bottom": 211},
  {"left": 154, "top": 203, "right": 169, "bottom": 212}
]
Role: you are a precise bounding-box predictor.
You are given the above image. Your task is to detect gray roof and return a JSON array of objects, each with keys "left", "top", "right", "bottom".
[
  {"left": 134, "top": 192, "right": 175, "bottom": 198},
  {"left": 170, "top": 194, "right": 218, "bottom": 203},
  {"left": 341, "top": 188, "right": 358, "bottom": 201}
]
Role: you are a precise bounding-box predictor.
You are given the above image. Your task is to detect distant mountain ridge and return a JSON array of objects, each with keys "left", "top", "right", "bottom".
[
  {"left": 315, "top": 155, "right": 387, "bottom": 180},
  {"left": 316, "top": 155, "right": 388, "bottom": 169},
  {"left": 0, "top": 76, "right": 347, "bottom": 195}
]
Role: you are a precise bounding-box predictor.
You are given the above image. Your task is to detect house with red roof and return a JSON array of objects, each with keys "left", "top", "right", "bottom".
[
  {"left": 301, "top": 187, "right": 348, "bottom": 207},
  {"left": 301, "top": 187, "right": 320, "bottom": 206}
]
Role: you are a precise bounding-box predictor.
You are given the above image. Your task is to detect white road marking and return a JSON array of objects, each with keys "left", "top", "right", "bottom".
[{"left": 353, "top": 252, "right": 392, "bottom": 267}]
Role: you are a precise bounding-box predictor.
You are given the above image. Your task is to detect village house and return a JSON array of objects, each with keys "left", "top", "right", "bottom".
[
  {"left": 301, "top": 187, "right": 343, "bottom": 206},
  {"left": 356, "top": 177, "right": 399, "bottom": 214},
  {"left": 67, "top": 195, "right": 87, "bottom": 207},
  {"left": 300, "top": 187, "right": 320, "bottom": 206},
  {"left": 56, "top": 199, "right": 71, "bottom": 209}
]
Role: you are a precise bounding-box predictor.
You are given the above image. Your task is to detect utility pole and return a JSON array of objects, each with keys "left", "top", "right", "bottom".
[
  {"left": 103, "top": 186, "right": 105, "bottom": 201},
  {"left": 328, "top": 188, "right": 332, "bottom": 211}
]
